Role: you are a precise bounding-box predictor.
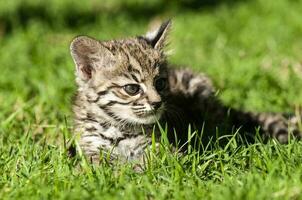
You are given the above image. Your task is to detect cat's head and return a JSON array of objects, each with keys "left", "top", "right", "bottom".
[{"left": 70, "top": 20, "right": 171, "bottom": 125}]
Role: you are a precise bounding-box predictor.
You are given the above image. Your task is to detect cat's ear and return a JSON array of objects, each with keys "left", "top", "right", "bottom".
[
  {"left": 145, "top": 20, "right": 172, "bottom": 50},
  {"left": 70, "top": 36, "right": 113, "bottom": 81}
]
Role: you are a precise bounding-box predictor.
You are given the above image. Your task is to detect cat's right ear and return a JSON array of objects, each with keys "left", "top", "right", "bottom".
[
  {"left": 70, "top": 36, "right": 112, "bottom": 81},
  {"left": 145, "top": 20, "right": 172, "bottom": 51}
]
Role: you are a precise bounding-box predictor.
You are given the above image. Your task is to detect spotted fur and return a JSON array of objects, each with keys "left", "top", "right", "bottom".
[{"left": 70, "top": 20, "right": 301, "bottom": 165}]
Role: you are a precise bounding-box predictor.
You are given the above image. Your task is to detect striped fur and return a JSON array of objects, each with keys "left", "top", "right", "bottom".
[{"left": 70, "top": 20, "right": 301, "bottom": 165}]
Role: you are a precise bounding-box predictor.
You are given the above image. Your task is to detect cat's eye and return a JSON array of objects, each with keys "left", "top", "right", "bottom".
[
  {"left": 155, "top": 78, "right": 167, "bottom": 91},
  {"left": 123, "top": 84, "right": 141, "bottom": 95}
]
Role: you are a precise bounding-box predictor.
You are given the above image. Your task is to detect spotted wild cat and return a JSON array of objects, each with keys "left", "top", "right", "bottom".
[{"left": 70, "top": 20, "right": 301, "bottom": 165}]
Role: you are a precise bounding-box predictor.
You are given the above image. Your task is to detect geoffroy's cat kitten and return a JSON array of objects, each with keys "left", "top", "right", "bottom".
[{"left": 70, "top": 20, "right": 301, "bottom": 164}]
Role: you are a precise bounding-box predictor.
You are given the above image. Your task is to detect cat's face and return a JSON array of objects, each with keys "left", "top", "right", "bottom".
[{"left": 71, "top": 21, "right": 171, "bottom": 125}]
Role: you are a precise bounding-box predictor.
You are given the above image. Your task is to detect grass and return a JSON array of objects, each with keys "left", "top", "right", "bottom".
[{"left": 1, "top": 0, "right": 302, "bottom": 199}]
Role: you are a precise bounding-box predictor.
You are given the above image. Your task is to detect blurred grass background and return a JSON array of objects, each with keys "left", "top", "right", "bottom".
[{"left": 1, "top": 0, "right": 302, "bottom": 199}]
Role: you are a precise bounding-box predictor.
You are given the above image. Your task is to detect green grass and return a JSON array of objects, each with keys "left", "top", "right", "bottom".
[{"left": 1, "top": 0, "right": 302, "bottom": 199}]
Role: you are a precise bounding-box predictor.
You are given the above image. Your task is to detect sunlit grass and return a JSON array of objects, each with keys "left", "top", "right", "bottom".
[{"left": 1, "top": 0, "right": 302, "bottom": 199}]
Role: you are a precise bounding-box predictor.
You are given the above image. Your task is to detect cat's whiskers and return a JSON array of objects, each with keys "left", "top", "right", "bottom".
[{"left": 132, "top": 106, "right": 146, "bottom": 110}]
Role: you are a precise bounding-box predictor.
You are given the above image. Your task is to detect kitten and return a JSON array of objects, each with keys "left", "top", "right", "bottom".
[{"left": 70, "top": 20, "right": 301, "bottom": 165}]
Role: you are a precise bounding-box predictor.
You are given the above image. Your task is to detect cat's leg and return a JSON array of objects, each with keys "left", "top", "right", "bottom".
[
  {"left": 166, "top": 67, "right": 301, "bottom": 143},
  {"left": 230, "top": 110, "right": 301, "bottom": 143}
]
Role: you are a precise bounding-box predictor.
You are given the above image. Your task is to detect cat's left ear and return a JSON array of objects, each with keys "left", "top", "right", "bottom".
[{"left": 145, "top": 20, "right": 172, "bottom": 51}]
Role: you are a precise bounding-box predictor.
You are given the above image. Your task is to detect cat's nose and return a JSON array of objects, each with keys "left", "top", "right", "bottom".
[{"left": 151, "top": 101, "right": 162, "bottom": 110}]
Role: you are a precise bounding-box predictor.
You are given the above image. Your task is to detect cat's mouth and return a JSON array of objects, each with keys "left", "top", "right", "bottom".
[
  {"left": 135, "top": 110, "right": 157, "bottom": 117},
  {"left": 130, "top": 104, "right": 164, "bottom": 124},
  {"left": 134, "top": 107, "right": 163, "bottom": 117},
  {"left": 134, "top": 109, "right": 163, "bottom": 124}
]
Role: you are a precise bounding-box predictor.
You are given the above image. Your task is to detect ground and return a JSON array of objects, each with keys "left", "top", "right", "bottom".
[{"left": 1, "top": 0, "right": 302, "bottom": 199}]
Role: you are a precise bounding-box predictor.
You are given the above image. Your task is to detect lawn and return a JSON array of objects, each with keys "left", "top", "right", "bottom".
[{"left": 1, "top": 0, "right": 302, "bottom": 199}]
